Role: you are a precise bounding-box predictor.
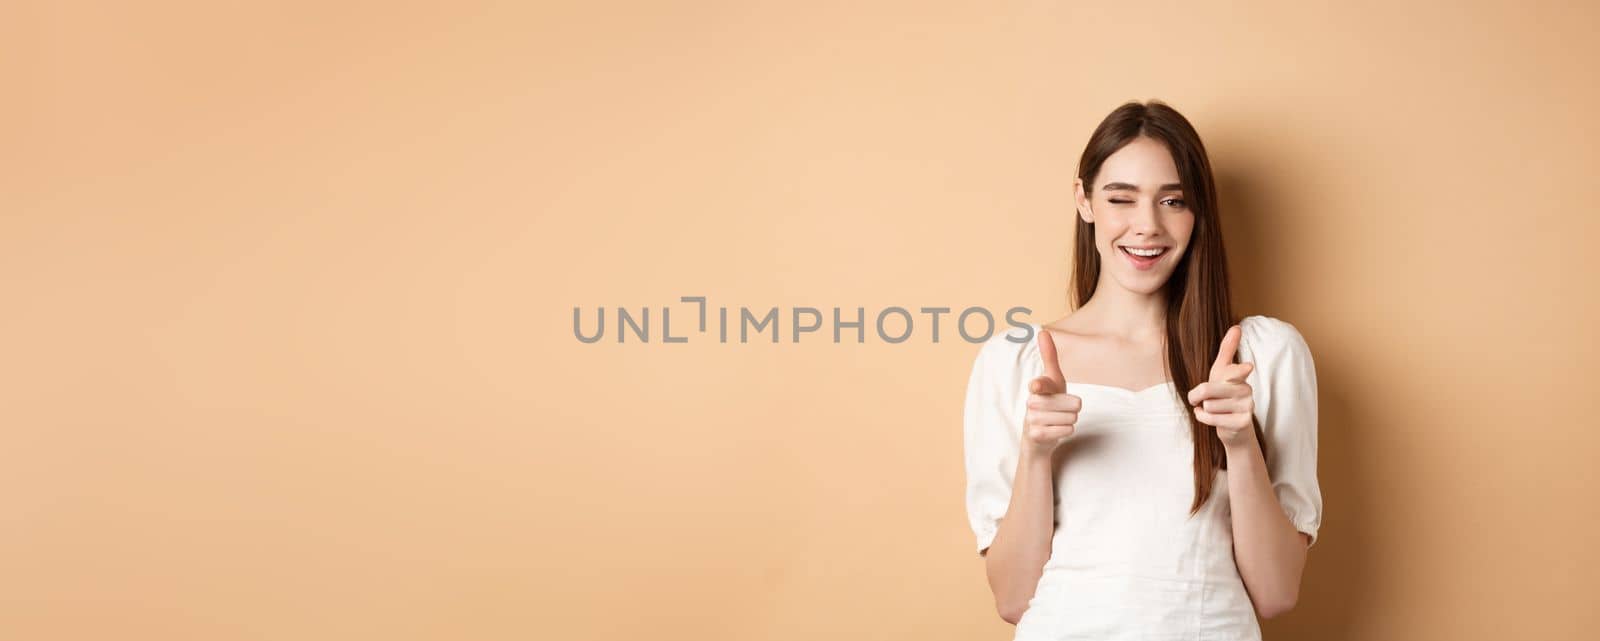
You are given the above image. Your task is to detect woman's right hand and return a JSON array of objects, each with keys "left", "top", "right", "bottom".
[{"left": 1024, "top": 329, "right": 1081, "bottom": 456}]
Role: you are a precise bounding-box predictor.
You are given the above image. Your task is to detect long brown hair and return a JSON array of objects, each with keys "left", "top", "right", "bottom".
[{"left": 1069, "top": 99, "right": 1266, "bottom": 515}]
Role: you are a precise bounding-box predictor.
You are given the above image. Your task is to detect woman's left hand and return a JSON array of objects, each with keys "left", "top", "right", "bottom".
[{"left": 1187, "top": 324, "right": 1257, "bottom": 449}]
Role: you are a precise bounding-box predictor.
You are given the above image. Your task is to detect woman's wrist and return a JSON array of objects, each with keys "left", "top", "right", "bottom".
[
  {"left": 1019, "top": 442, "right": 1058, "bottom": 466},
  {"left": 1222, "top": 431, "right": 1262, "bottom": 460}
]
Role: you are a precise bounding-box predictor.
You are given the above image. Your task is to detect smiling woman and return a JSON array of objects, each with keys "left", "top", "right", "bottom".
[{"left": 962, "top": 100, "right": 1322, "bottom": 640}]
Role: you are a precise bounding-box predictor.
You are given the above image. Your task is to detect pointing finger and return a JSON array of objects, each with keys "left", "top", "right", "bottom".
[
  {"left": 1209, "top": 324, "right": 1242, "bottom": 381},
  {"left": 1037, "top": 329, "right": 1066, "bottom": 391}
]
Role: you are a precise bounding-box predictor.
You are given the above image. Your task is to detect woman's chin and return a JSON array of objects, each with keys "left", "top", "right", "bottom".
[{"left": 1111, "top": 271, "right": 1172, "bottom": 294}]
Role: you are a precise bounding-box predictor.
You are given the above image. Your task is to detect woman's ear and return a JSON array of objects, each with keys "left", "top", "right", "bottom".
[{"left": 1073, "top": 178, "right": 1094, "bottom": 224}]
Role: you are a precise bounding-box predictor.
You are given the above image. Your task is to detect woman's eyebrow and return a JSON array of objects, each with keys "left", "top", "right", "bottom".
[{"left": 1102, "top": 182, "right": 1184, "bottom": 192}]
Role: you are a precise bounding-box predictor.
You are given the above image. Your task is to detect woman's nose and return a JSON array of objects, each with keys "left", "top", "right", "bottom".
[{"left": 1131, "top": 200, "right": 1162, "bottom": 231}]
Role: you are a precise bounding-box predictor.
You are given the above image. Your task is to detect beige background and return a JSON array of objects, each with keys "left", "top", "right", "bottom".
[{"left": 4, "top": 1, "right": 1598, "bottom": 639}]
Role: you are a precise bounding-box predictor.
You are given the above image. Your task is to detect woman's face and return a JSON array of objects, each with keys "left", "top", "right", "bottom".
[{"left": 1074, "top": 136, "right": 1196, "bottom": 295}]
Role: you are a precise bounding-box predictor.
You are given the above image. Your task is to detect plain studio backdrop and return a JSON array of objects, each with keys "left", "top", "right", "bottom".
[{"left": 3, "top": 1, "right": 1597, "bottom": 639}]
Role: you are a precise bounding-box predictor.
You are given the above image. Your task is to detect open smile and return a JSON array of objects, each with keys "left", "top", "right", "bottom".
[{"left": 1118, "top": 245, "right": 1169, "bottom": 270}]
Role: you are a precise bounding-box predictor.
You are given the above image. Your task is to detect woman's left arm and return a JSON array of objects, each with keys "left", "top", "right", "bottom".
[
  {"left": 1224, "top": 433, "right": 1309, "bottom": 619},
  {"left": 1188, "top": 320, "right": 1320, "bottom": 620}
]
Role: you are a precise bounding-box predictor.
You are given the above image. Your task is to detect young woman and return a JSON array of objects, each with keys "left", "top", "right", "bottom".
[{"left": 962, "top": 100, "right": 1322, "bottom": 640}]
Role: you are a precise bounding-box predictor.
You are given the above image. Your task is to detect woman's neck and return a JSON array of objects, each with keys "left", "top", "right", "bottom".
[{"left": 1062, "top": 285, "right": 1167, "bottom": 342}]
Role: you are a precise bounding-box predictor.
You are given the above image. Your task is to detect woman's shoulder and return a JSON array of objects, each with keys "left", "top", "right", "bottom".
[
  {"left": 969, "top": 324, "right": 1041, "bottom": 373},
  {"left": 1238, "top": 314, "right": 1313, "bottom": 361}
]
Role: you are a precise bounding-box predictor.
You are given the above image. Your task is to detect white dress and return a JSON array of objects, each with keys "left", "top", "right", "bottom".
[{"left": 962, "top": 315, "right": 1323, "bottom": 640}]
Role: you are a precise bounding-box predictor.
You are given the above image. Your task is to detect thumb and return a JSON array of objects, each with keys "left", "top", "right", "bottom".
[
  {"left": 1029, "top": 376, "right": 1062, "bottom": 395},
  {"left": 1037, "top": 329, "right": 1066, "bottom": 393},
  {"left": 1234, "top": 361, "right": 1255, "bottom": 382}
]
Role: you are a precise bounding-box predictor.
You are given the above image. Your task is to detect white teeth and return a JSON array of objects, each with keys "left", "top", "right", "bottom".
[{"left": 1123, "top": 246, "right": 1165, "bottom": 257}]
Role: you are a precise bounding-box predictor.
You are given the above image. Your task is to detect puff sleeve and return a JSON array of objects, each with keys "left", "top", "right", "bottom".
[
  {"left": 1238, "top": 315, "right": 1325, "bottom": 548},
  {"left": 962, "top": 331, "right": 1031, "bottom": 556}
]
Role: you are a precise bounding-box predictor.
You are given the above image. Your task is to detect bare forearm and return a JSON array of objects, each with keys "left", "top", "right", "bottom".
[
  {"left": 1224, "top": 436, "right": 1308, "bottom": 619},
  {"left": 983, "top": 445, "right": 1056, "bottom": 623}
]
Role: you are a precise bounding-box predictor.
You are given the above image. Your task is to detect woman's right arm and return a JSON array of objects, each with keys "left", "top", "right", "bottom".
[
  {"left": 979, "top": 329, "right": 1078, "bottom": 624},
  {"left": 966, "top": 329, "right": 1078, "bottom": 624},
  {"left": 983, "top": 445, "right": 1060, "bottom": 624}
]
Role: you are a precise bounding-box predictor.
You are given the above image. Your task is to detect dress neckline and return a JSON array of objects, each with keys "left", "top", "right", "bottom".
[
  {"left": 1065, "top": 380, "right": 1177, "bottom": 397},
  {"left": 1028, "top": 323, "right": 1177, "bottom": 399}
]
